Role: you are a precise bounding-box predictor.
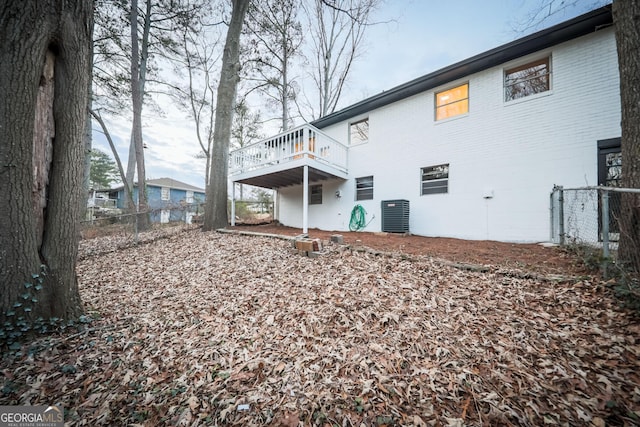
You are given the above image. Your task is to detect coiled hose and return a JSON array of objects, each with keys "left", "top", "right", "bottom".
[{"left": 349, "top": 204, "right": 367, "bottom": 231}]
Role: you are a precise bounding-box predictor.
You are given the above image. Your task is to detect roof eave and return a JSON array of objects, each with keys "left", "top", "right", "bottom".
[{"left": 311, "top": 5, "right": 613, "bottom": 130}]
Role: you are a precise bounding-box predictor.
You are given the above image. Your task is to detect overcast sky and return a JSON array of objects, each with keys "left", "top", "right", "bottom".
[{"left": 93, "top": 0, "right": 602, "bottom": 190}]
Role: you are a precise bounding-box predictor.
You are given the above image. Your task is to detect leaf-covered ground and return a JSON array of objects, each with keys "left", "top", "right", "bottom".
[
  {"left": 1, "top": 228, "right": 639, "bottom": 426},
  {"left": 229, "top": 224, "right": 585, "bottom": 277}
]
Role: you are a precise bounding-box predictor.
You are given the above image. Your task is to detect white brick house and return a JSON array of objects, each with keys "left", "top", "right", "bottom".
[{"left": 230, "top": 6, "right": 620, "bottom": 242}]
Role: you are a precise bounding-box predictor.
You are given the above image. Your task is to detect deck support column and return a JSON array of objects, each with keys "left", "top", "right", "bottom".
[
  {"left": 303, "top": 165, "right": 309, "bottom": 234},
  {"left": 231, "top": 182, "right": 236, "bottom": 227}
]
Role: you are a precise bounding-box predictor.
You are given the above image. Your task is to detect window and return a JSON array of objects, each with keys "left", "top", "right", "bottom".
[
  {"left": 160, "top": 209, "right": 170, "bottom": 224},
  {"left": 421, "top": 164, "right": 449, "bottom": 195},
  {"left": 598, "top": 138, "right": 622, "bottom": 238},
  {"left": 186, "top": 191, "right": 194, "bottom": 203},
  {"left": 350, "top": 118, "right": 369, "bottom": 145},
  {"left": 356, "top": 176, "right": 374, "bottom": 201},
  {"left": 161, "top": 187, "right": 170, "bottom": 201},
  {"left": 504, "top": 57, "right": 550, "bottom": 101},
  {"left": 309, "top": 184, "right": 322, "bottom": 205},
  {"left": 435, "top": 83, "right": 468, "bottom": 121}
]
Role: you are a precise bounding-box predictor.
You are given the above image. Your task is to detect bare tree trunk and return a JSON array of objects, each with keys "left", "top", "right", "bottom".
[
  {"left": 125, "top": 130, "right": 136, "bottom": 209},
  {"left": 0, "top": 0, "right": 93, "bottom": 324},
  {"left": 129, "top": 0, "right": 151, "bottom": 231},
  {"left": 247, "top": 0, "right": 302, "bottom": 130},
  {"left": 306, "top": 0, "right": 379, "bottom": 118},
  {"left": 613, "top": 0, "right": 640, "bottom": 273},
  {"left": 282, "top": 35, "right": 289, "bottom": 131},
  {"left": 203, "top": 0, "right": 250, "bottom": 231},
  {"left": 182, "top": 31, "right": 217, "bottom": 192},
  {"left": 91, "top": 110, "right": 136, "bottom": 209},
  {"left": 83, "top": 82, "right": 93, "bottom": 219}
]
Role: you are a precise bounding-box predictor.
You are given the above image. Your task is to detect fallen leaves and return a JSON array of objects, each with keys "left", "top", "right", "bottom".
[{"left": 1, "top": 227, "right": 639, "bottom": 426}]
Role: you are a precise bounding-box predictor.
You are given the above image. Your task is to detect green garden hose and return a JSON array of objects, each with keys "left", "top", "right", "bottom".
[{"left": 349, "top": 204, "right": 368, "bottom": 231}]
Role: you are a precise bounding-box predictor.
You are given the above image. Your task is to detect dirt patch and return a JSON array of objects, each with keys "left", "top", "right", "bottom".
[{"left": 230, "top": 224, "right": 587, "bottom": 277}]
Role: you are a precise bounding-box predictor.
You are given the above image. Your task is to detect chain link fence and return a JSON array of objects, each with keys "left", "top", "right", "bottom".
[
  {"left": 81, "top": 202, "right": 205, "bottom": 244},
  {"left": 550, "top": 186, "right": 640, "bottom": 260},
  {"left": 81, "top": 200, "right": 274, "bottom": 249}
]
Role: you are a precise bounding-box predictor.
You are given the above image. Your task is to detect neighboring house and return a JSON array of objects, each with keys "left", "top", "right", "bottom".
[
  {"left": 110, "top": 178, "right": 205, "bottom": 224},
  {"left": 229, "top": 6, "right": 620, "bottom": 242}
]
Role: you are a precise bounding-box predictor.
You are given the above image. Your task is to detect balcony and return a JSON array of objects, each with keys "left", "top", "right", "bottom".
[{"left": 229, "top": 124, "right": 348, "bottom": 189}]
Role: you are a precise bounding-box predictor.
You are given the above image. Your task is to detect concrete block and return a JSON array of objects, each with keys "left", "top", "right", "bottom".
[{"left": 330, "top": 234, "right": 344, "bottom": 244}]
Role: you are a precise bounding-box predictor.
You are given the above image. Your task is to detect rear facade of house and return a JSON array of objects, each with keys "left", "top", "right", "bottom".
[{"left": 230, "top": 7, "right": 620, "bottom": 242}]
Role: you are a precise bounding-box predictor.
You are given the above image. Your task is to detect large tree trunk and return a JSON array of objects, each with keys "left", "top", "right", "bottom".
[
  {"left": 613, "top": 0, "right": 640, "bottom": 273},
  {"left": 129, "top": 0, "right": 151, "bottom": 231},
  {"left": 203, "top": 0, "right": 250, "bottom": 231},
  {"left": 0, "top": 0, "right": 93, "bottom": 325},
  {"left": 282, "top": 36, "right": 289, "bottom": 132},
  {"left": 83, "top": 83, "right": 93, "bottom": 220}
]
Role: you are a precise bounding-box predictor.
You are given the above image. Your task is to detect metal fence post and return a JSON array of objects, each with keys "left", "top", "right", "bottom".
[
  {"left": 602, "top": 189, "right": 610, "bottom": 259},
  {"left": 558, "top": 186, "right": 565, "bottom": 246},
  {"left": 549, "top": 191, "right": 554, "bottom": 242}
]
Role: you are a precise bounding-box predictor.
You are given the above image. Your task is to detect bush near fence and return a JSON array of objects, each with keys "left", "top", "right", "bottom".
[{"left": 228, "top": 200, "right": 274, "bottom": 224}]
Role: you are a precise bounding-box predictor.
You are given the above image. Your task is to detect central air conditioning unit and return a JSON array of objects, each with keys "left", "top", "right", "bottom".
[{"left": 381, "top": 199, "right": 409, "bottom": 233}]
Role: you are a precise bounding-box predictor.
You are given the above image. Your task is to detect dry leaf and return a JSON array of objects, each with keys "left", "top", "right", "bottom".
[
  {"left": 0, "top": 227, "right": 635, "bottom": 427},
  {"left": 413, "top": 415, "right": 428, "bottom": 426}
]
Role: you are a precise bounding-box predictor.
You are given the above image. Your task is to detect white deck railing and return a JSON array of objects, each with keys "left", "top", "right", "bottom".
[{"left": 229, "top": 124, "right": 348, "bottom": 176}]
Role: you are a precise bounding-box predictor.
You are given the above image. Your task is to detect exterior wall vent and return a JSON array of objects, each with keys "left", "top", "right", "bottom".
[{"left": 381, "top": 199, "right": 410, "bottom": 233}]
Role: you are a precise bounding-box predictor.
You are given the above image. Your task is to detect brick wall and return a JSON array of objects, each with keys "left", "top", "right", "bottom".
[{"left": 278, "top": 27, "right": 620, "bottom": 242}]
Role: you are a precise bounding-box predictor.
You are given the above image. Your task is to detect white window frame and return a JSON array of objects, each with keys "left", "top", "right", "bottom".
[
  {"left": 435, "top": 83, "right": 469, "bottom": 121},
  {"left": 349, "top": 118, "right": 369, "bottom": 145},
  {"left": 309, "top": 184, "right": 322, "bottom": 205},
  {"left": 160, "top": 209, "right": 170, "bottom": 223},
  {"left": 161, "top": 187, "right": 170, "bottom": 201},
  {"left": 355, "top": 176, "right": 374, "bottom": 201},
  {"left": 504, "top": 56, "right": 551, "bottom": 102},
  {"left": 186, "top": 190, "right": 194, "bottom": 203},
  {"left": 421, "top": 164, "right": 449, "bottom": 195}
]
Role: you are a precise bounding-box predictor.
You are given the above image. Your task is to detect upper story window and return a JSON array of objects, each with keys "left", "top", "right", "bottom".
[
  {"left": 421, "top": 164, "right": 449, "bottom": 195},
  {"left": 161, "top": 187, "right": 170, "bottom": 201},
  {"left": 350, "top": 118, "right": 369, "bottom": 145},
  {"left": 504, "top": 57, "right": 550, "bottom": 102},
  {"left": 355, "top": 176, "right": 374, "bottom": 201},
  {"left": 435, "top": 83, "right": 468, "bottom": 121},
  {"left": 309, "top": 184, "right": 322, "bottom": 205}
]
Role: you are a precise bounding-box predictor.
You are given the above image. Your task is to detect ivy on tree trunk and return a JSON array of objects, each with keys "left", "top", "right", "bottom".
[{"left": 0, "top": 1, "right": 94, "bottom": 325}]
